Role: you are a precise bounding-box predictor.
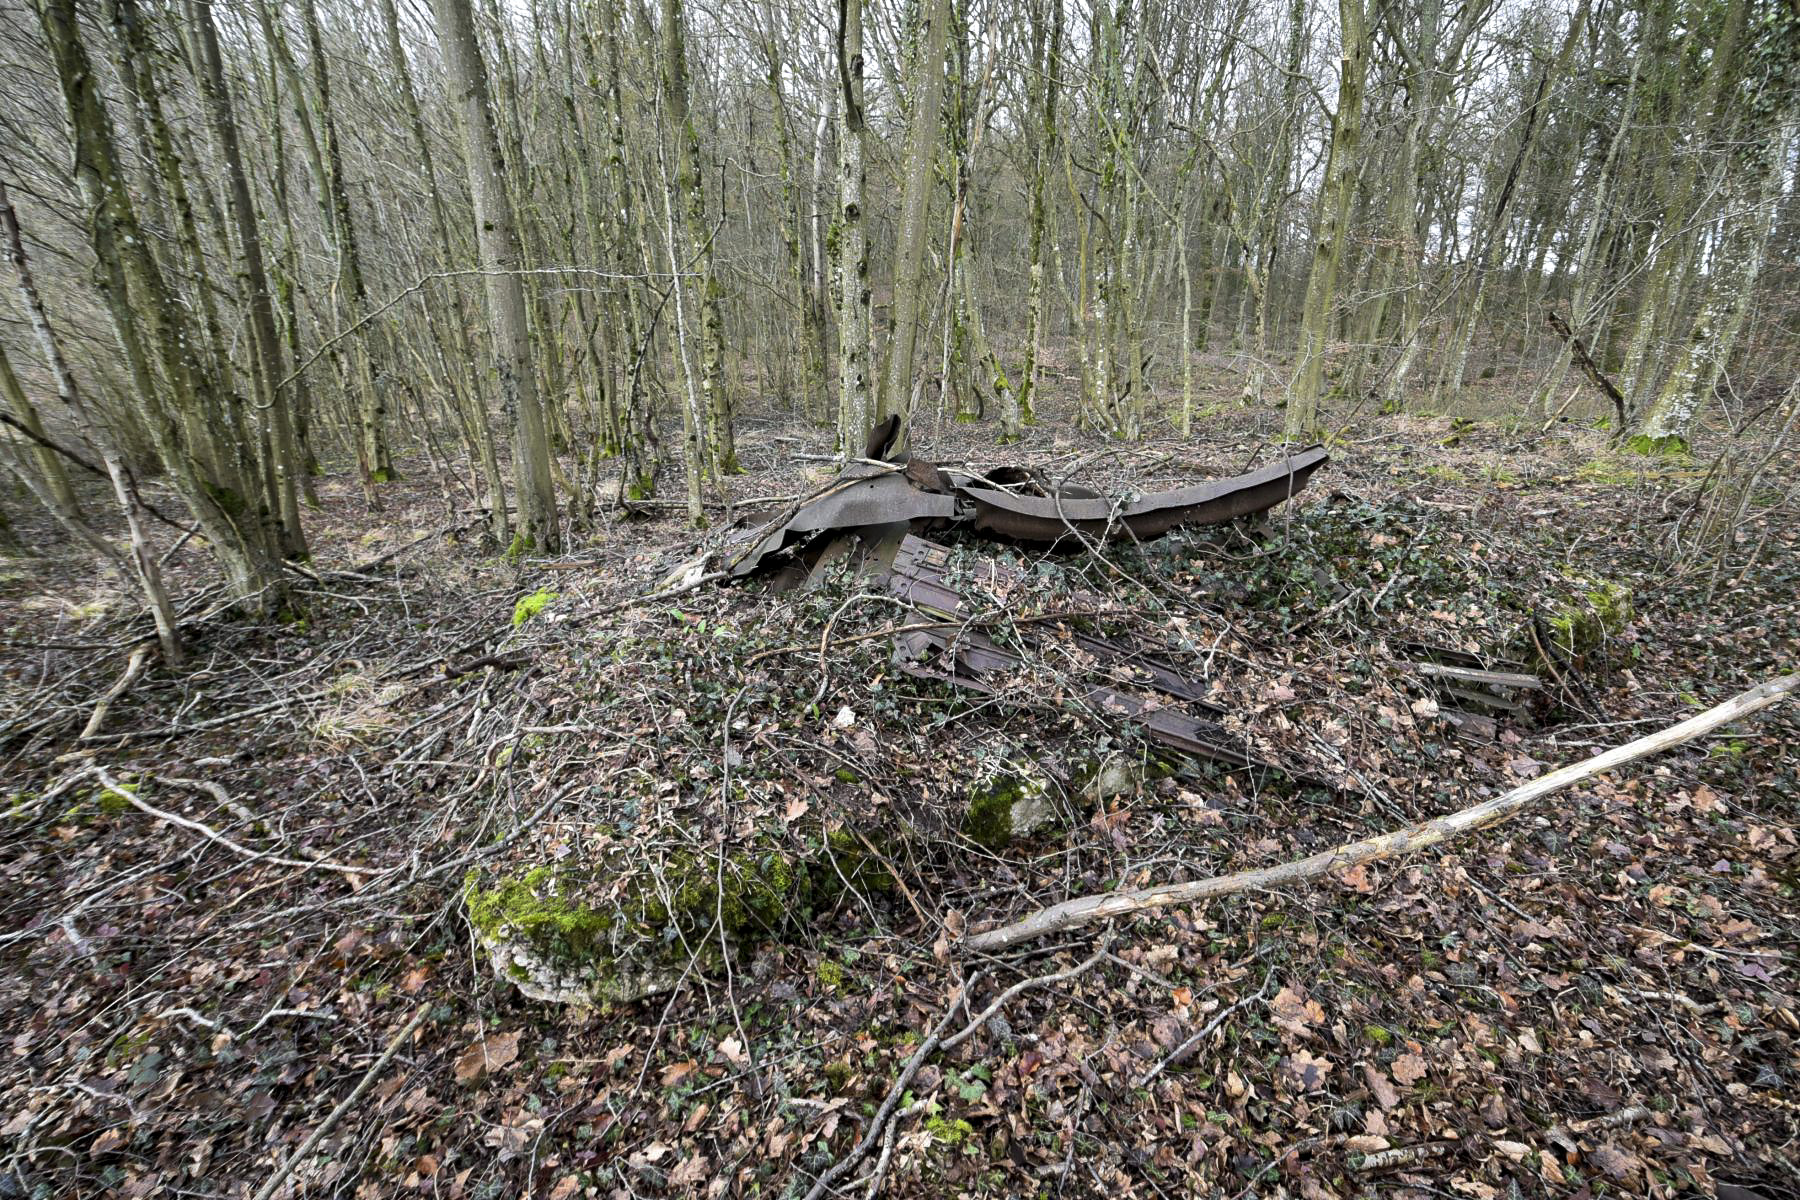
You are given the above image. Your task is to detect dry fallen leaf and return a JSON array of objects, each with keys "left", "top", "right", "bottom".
[
  {"left": 1283, "top": 1049, "right": 1332, "bottom": 1091},
  {"left": 1271, "top": 985, "right": 1325, "bottom": 1037},
  {"left": 454, "top": 1029, "right": 521, "bottom": 1085},
  {"left": 1364, "top": 1062, "right": 1400, "bottom": 1109},
  {"left": 1391, "top": 1051, "right": 1427, "bottom": 1085},
  {"left": 669, "top": 1154, "right": 711, "bottom": 1186}
]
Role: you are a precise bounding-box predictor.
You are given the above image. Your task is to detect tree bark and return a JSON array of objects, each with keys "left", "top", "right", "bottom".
[
  {"left": 432, "top": 0, "right": 562, "bottom": 553},
  {"left": 835, "top": 0, "right": 873, "bottom": 456},
  {"left": 878, "top": 0, "right": 951, "bottom": 437},
  {"left": 1287, "top": 0, "right": 1368, "bottom": 438}
]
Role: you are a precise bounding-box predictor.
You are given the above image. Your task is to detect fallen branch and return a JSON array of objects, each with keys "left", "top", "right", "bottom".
[
  {"left": 1352, "top": 1140, "right": 1455, "bottom": 1172},
  {"left": 962, "top": 673, "right": 1798, "bottom": 954},
  {"left": 94, "top": 766, "right": 384, "bottom": 877},
  {"left": 250, "top": 1007, "right": 428, "bottom": 1200},
  {"left": 80, "top": 645, "right": 152, "bottom": 741}
]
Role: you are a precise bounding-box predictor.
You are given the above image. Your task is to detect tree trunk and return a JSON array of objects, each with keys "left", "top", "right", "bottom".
[
  {"left": 186, "top": 0, "right": 307, "bottom": 561},
  {"left": 298, "top": 0, "right": 395, "bottom": 487},
  {"left": 1287, "top": 0, "right": 1369, "bottom": 438},
  {"left": 1, "top": 174, "right": 182, "bottom": 659},
  {"left": 878, "top": 0, "right": 951, "bottom": 437},
  {"left": 660, "top": 0, "right": 736, "bottom": 475},
  {"left": 432, "top": 0, "right": 562, "bottom": 553},
  {"left": 836, "top": 0, "right": 873, "bottom": 456}
]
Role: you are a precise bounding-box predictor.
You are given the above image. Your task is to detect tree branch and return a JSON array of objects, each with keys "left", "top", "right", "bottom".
[{"left": 963, "top": 673, "right": 1798, "bottom": 954}]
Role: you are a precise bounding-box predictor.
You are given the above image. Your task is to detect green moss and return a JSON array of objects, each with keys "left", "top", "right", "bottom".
[
  {"left": 925, "top": 1116, "right": 975, "bottom": 1146},
  {"left": 512, "top": 588, "right": 558, "bottom": 627},
  {"left": 817, "top": 830, "right": 896, "bottom": 897},
  {"left": 1363, "top": 1024, "right": 1393, "bottom": 1047},
  {"left": 464, "top": 867, "right": 615, "bottom": 959},
  {"left": 1535, "top": 575, "right": 1634, "bottom": 665},
  {"left": 370, "top": 467, "right": 400, "bottom": 484},
  {"left": 505, "top": 532, "right": 534, "bottom": 564},
  {"left": 963, "top": 782, "right": 1019, "bottom": 850},
  {"left": 816, "top": 959, "right": 848, "bottom": 990},
  {"left": 1625, "top": 433, "right": 1689, "bottom": 458}
]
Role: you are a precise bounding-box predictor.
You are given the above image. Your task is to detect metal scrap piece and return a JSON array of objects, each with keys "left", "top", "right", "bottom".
[
  {"left": 727, "top": 463, "right": 957, "bottom": 578},
  {"left": 889, "top": 620, "right": 1259, "bottom": 770},
  {"left": 881, "top": 535, "right": 1260, "bottom": 771},
  {"left": 949, "top": 445, "right": 1330, "bottom": 544}
]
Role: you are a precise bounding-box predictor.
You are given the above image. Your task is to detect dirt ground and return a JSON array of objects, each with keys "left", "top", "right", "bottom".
[{"left": 2, "top": 389, "right": 1796, "bottom": 1200}]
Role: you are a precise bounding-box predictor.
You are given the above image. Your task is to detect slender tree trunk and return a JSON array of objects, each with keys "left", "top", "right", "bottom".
[
  {"left": 879, "top": 0, "right": 951, "bottom": 436},
  {"left": 1018, "top": 0, "right": 1062, "bottom": 434},
  {"left": 377, "top": 0, "right": 508, "bottom": 539},
  {"left": 1637, "top": 116, "right": 1796, "bottom": 447},
  {"left": 37, "top": 0, "right": 286, "bottom": 612},
  {"left": 1287, "top": 0, "right": 1369, "bottom": 438},
  {"left": 298, "top": 0, "right": 395, "bottom": 487},
  {"left": 836, "top": 0, "right": 873, "bottom": 456},
  {"left": 660, "top": 0, "right": 736, "bottom": 474},
  {"left": 186, "top": 0, "right": 307, "bottom": 561},
  {"left": 1, "top": 174, "right": 182, "bottom": 659},
  {"left": 0, "top": 331, "right": 80, "bottom": 524},
  {"left": 432, "top": 0, "right": 561, "bottom": 553}
]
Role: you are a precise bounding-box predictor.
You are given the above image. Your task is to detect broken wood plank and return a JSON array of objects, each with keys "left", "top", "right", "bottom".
[{"left": 1409, "top": 661, "right": 1543, "bottom": 691}]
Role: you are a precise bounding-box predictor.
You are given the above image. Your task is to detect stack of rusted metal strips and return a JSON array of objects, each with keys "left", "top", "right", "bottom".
[{"left": 880, "top": 535, "right": 1264, "bottom": 770}]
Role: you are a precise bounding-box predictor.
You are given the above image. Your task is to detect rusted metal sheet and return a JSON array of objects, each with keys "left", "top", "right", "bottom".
[
  {"left": 882, "top": 536, "right": 1224, "bottom": 713},
  {"left": 728, "top": 465, "right": 957, "bottom": 578},
  {"left": 723, "top": 435, "right": 1330, "bottom": 582},
  {"left": 949, "top": 446, "right": 1329, "bottom": 544},
  {"left": 890, "top": 620, "right": 1260, "bottom": 770}
]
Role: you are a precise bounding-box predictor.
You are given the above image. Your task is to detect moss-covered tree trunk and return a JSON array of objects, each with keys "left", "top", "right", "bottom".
[
  {"left": 660, "top": 0, "right": 737, "bottom": 475},
  {"left": 1287, "top": 0, "right": 1368, "bottom": 438},
  {"left": 878, "top": 0, "right": 951, "bottom": 438},
  {"left": 186, "top": 0, "right": 308, "bottom": 561}
]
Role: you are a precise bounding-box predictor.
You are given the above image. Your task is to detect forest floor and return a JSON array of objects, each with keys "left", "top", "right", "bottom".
[{"left": 1, "top": 387, "right": 1797, "bottom": 1200}]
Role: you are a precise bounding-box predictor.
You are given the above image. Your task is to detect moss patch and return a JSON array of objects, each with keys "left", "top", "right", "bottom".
[
  {"left": 512, "top": 588, "right": 557, "bottom": 627},
  {"left": 466, "top": 845, "right": 817, "bottom": 1005},
  {"left": 1544, "top": 576, "right": 1633, "bottom": 661},
  {"left": 962, "top": 768, "right": 1054, "bottom": 850},
  {"left": 1625, "top": 433, "right": 1689, "bottom": 458}
]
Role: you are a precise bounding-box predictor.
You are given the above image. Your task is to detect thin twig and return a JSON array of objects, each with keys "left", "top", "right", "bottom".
[{"left": 249, "top": 1007, "right": 428, "bottom": 1200}]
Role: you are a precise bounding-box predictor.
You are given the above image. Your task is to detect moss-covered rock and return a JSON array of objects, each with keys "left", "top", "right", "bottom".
[
  {"left": 512, "top": 588, "right": 557, "bottom": 627},
  {"left": 962, "top": 761, "right": 1056, "bottom": 850},
  {"left": 1524, "top": 573, "right": 1634, "bottom": 669},
  {"left": 465, "top": 847, "right": 809, "bottom": 1006}
]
